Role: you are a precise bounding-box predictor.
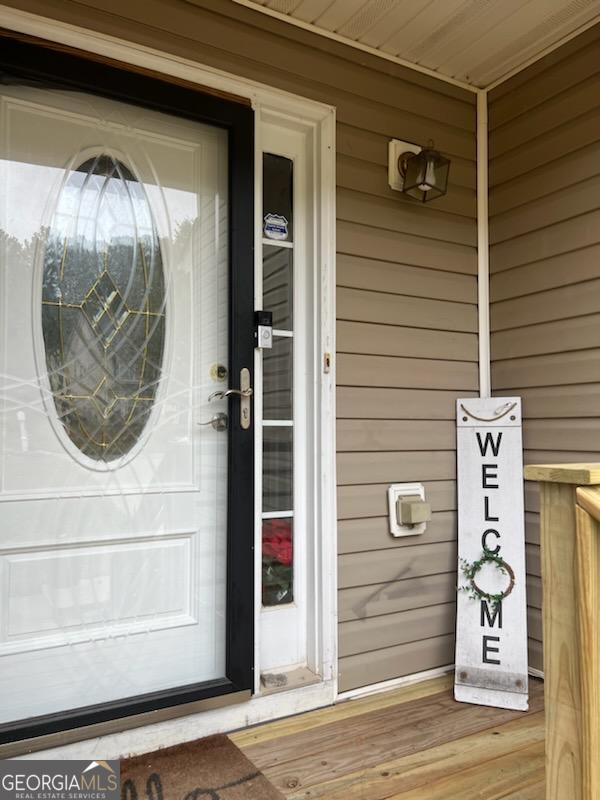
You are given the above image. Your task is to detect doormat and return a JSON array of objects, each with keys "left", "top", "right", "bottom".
[{"left": 121, "top": 735, "right": 285, "bottom": 800}]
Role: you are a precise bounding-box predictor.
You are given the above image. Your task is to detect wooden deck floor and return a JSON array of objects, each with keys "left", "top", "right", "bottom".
[{"left": 231, "top": 675, "right": 545, "bottom": 800}]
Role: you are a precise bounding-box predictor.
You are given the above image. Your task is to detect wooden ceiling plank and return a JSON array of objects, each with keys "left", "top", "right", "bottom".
[
  {"left": 380, "top": 0, "right": 468, "bottom": 59},
  {"left": 336, "top": 0, "right": 400, "bottom": 43},
  {"left": 266, "top": 0, "right": 300, "bottom": 12},
  {"left": 289, "top": 0, "right": 333, "bottom": 24},
  {"left": 314, "top": 0, "right": 367, "bottom": 32},
  {"left": 249, "top": 0, "right": 600, "bottom": 88},
  {"left": 401, "top": 0, "right": 519, "bottom": 68},
  {"left": 445, "top": 0, "right": 600, "bottom": 84}
]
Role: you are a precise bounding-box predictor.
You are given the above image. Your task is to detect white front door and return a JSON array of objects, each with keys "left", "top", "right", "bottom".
[{"left": 0, "top": 60, "right": 254, "bottom": 733}]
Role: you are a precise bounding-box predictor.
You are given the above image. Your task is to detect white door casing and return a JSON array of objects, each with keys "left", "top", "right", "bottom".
[{"left": 0, "top": 83, "right": 230, "bottom": 722}]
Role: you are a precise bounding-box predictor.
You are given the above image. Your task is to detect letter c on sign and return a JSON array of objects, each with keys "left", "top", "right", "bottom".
[{"left": 482, "top": 529, "right": 500, "bottom": 554}]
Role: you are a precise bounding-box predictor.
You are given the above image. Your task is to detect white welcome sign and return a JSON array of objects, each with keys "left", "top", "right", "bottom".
[{"left": 455, "top": 397, "right": 529, "bottom": 711}]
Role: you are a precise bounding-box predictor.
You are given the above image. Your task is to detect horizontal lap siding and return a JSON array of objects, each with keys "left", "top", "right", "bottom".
[
  {"left": 336, "top": 186, "right": 477, "bottom": 692},
  {"left": 489, "top": 24, "right": 600, "bottom": 673},
  {"left": 335, "top": 123, "right": 476, "bottom": 687},
  {"left": 4, "top": 0, "right": 478, "bottom": 691},
  {"left": 335, "top": 96, "right": 476, "bottom": 689}
]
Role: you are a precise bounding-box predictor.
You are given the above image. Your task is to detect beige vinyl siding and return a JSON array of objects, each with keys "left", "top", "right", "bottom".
[
  {"left": 4, "top": 0, "right": 478, "bottom": 691},
  {"left": 489, "top": 23, "right": 600, "bottom": 673}
]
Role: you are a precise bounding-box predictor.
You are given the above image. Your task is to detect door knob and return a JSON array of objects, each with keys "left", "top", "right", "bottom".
[{"left": 198, "top": 412, "right": 228, "bottom": 431}]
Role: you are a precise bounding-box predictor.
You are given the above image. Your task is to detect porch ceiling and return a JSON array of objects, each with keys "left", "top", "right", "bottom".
[{"left": 232, "top": 0, "right": 600, "bottom": 88}]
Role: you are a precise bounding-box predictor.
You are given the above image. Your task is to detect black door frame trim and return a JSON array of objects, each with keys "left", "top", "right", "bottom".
[{"left": 0, "top": 36, "right": 255, "bottom": 746}]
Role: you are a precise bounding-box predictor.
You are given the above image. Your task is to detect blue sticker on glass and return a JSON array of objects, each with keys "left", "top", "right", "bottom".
[{"left": 263, "top": 213, "right": 289, "bottom": 241}]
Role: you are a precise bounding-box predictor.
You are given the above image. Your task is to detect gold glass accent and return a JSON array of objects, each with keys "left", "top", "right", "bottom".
[{"left": 42, "top": 154, "right": 166, "bottom": 462}]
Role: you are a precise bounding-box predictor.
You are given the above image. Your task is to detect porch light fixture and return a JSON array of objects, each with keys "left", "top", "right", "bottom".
[{"left": 388, "top": 139, "right": 450, "bottom": 203}]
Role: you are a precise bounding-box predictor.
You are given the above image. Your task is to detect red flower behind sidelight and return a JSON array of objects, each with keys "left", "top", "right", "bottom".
[{"left": 262, "top": 519, "right": 293, "bottom": 566}]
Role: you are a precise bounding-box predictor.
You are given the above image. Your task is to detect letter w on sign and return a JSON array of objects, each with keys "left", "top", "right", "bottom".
[{"left": 455, "top": 397, "right": 529, "bottom": 711}]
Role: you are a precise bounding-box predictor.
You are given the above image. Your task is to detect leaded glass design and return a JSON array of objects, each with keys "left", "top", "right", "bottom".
[{"left": 42, "top": 154, "right": 166, "bottom": 462}]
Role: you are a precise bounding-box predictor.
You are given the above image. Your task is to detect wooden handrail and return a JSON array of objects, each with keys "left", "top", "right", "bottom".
[
  {"left": 577, "top": 485, "right": 600, "bottom": 523},
  {"left": 524, "top": 463, "right": 600, "bottom": 800},
  {"left": 573, "top": 500, "right": 600, "bottom": 800},
  {"left": 525, "top": 463, "right": 600, "bottom": 485}
]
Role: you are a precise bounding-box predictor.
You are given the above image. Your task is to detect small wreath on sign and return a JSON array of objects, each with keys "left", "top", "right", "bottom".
[{"left": 459, "top": 550, "right": 515, "bottom": 609}]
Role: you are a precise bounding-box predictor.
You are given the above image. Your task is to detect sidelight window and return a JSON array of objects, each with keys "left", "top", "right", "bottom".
[{"left": 261, "top": 153, "right": 295, "bottom": 607}]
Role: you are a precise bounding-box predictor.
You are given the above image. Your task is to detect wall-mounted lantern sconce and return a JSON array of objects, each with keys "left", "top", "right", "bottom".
[{"left": 388, "top": 139, "right": 450, "bottom": 202}]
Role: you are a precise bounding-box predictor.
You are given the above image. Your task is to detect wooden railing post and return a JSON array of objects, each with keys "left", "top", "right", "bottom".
[{"left": 524, "top": 464, "right": 600, "bottom": 800}]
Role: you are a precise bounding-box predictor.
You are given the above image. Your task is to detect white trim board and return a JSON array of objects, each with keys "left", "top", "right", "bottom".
[
  {"left": 0, "top": 3, "right": 338, "bottom": 755},
  {"left": 530, "top": 668, "right": 545, "bottom": 680},
  {"left": 337, "top": 665, "right": 454, "bottom": 702},
  {"left": 338, "top": 662, "right": 544, "bottom": 703},
  {"left": 0, "top": 6, "right": 334, "bottom": 119},
  {"left": 477, "top": 89, "right": 490, "bottom": 400}
]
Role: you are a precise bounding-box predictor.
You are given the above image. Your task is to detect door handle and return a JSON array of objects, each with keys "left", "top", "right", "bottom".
[
  {"left": 198, "top": 412, "right": 228, "bottom": 431},
  {"left": 208, "top": 387, "right": 253, "bottom": 402},
  {"left": 207, "top": 368, "right": 252, "bottom": 430}
]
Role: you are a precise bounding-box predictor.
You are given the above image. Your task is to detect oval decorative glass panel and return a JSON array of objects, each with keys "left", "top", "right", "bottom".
[{"left": 42, "top": 154, "right": 166, "bottom": 463}]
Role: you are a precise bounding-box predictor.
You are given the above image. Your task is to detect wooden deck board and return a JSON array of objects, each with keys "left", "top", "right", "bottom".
[
  {"left": 285, "top": 713, "right": 544, "bottom": 800},
  {"left": 250, "top": 694, "right": 544, "bottom": 793},
  {"left": 232, "top": 677, "right": 545, "bottom": 800},
  {"left": 230, "top": 674, "right": 453, "bottom": 748},
  {"left": 386, "top": 741, "right": 544, "bottom": 799},
  {"left": 501, "top": 782, "right": 545, "bottom": 799}
]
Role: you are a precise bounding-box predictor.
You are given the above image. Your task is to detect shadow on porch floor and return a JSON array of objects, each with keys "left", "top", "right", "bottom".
[{"left": 230, "top": 674, "right": 545, "bottom": 800}]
